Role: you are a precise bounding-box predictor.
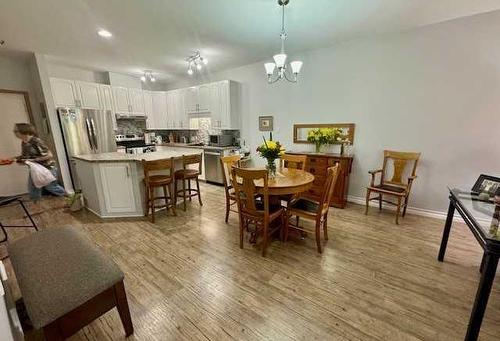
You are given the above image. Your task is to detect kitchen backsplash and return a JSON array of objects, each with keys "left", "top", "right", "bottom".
[{"left": 116, "top": 119, "right": 146, "bottom": 135}]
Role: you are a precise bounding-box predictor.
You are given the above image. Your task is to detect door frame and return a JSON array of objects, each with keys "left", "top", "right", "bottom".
[{"left": 0, "top": 89, "right": 34, "bottom": 124}]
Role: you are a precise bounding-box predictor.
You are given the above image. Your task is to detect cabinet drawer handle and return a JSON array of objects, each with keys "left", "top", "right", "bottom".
[{"left": 126, "top": 166, "right": 129, "bottom": 177}]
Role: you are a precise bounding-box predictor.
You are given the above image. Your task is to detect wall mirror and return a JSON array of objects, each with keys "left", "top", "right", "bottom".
[{"left": 293, "top": 123, "right": 355, "bottom": 144}]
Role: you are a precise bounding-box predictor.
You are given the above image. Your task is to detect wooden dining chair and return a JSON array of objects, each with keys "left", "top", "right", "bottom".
[
  {"left": 142, "top": 158, "right": 176, "bottom": 223},
  {"left": 220, "top": 154, "right": 242, "bottom": 223},
  {"left": 231, "top": 167, "right": 285, "bottom": 257},
  {"left": 365, "top": 150, "right": 421, "bottom": 224},
  {"left": 175, "top": 153, "right": 203, "bottom": 211},
  {"left": 284, "top": 164, "right": 340, "bottom": 253},
  {"left": 280, "top": 153, "right": 307, "bottom": 171}
]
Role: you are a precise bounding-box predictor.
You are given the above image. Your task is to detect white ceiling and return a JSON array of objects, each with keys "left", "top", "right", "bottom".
[{"left": 1, "top": 0, "right": 500, "bottom": 82}]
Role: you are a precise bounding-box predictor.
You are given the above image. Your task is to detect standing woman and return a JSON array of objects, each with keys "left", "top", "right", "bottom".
[{"left": 13, "top": 123, "right": 66, "bottom": 201}]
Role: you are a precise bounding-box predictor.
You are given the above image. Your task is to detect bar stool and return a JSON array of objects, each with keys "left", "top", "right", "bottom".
[
  {"left": 142, "top": 158, "right": 176, "bottom": 223},
  {"left": 174, "top": 154, "right": 203, "bottom": 211}
]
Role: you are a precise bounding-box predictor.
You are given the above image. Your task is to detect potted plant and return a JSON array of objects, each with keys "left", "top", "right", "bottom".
[
  {"left": 66, "top": 191, "right": 83, "bottom": 212},
  {"left": 256, "top": 136, "right": 285, "bottom": 178},
  {"left": 307, "top": 127, "right": 343, "bottom": 153}
]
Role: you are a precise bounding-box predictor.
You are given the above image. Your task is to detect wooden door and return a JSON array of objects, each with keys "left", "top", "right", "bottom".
[{"left": 0, "top": 91, "right": 32, "bottom": 195}]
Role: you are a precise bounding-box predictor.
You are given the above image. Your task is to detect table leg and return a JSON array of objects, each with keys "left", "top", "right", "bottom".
[
  {"left": 465, "top": 253, "right": 498, "bottom": 341},
  {"left": 438, "top": 200, "right": 455, "bottom": 262},
  {"left": 479, "top": 253, "right": 486, "bottom": 274}
]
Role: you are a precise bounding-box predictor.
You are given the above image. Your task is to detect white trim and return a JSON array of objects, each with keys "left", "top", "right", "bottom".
[{"left": 347, "top": 195, "right": 492, "bottom": 224}]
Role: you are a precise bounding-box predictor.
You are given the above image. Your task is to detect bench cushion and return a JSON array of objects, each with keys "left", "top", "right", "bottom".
[{"left": 8, "top": 227, "right": 124, "bottom": 328}]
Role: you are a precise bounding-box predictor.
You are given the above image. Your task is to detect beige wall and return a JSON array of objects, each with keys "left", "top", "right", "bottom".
[{"left": 168, "top": 10, "right": 500, "bottom": 214}]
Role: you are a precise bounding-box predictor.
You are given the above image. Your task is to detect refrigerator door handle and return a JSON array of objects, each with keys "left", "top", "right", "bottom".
[
  {"left": 85, "top": 118, "right": 95, "bottom": 151},
  {"left": 90, "top": 117, "right": 99, "bottom": 151}
]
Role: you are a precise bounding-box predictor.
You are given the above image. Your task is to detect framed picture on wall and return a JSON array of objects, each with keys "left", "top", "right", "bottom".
[
  {"left": 259, "top": 116, "right": 273, "bottom": 131},
  {"left": 472, "top": 174, "right": 500, "bottom": 197}
]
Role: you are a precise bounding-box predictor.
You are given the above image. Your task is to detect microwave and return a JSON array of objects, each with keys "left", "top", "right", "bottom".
[{"left": 209, "top": 134, "right": 233, "bottom": 147}]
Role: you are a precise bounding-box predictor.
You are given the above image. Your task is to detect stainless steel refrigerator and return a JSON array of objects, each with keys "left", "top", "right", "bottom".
[{"left": 57, "top": 108, "right": 116, "bottom": 190}]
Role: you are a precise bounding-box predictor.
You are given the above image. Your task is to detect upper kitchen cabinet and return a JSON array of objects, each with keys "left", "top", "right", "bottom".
[
  {"left": 143, "top": 91, "right": 154, "bottom": 129},
  {"left": 112, "top": 86, "right": 145, "bottom": 115},
  {"left": 152, "top": 91, "right": 168, "bottom": 129},
  {"left": 112, "top": 86, "right": 130, "bottom": 113},
  {"left": 210, "top": 80, "right": 240, "bottom": 129},
  {"left": 50, "top": 78, "right": 80, "bottom": 108},
  {"left": 76, "top": 81, "right": 102, "bottom": 109},
  {"left": 99, "top": 85, "right": 114, "bottom": 111},
  {"left": 166, "top": 89, "right": 188, "bottom": 129},
  {"left": 128, "top": 88, "right": 146, "bottom": 115},
  {"left": 184, "top": 85, "right": 210, "bottom": 114}
]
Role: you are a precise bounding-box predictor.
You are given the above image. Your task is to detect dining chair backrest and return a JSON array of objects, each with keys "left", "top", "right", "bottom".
[
  {"left": 381, "top": 150, "right": 420, "bottom": 188},
  {"left": 142, "top": 157, "right": 174, "bottom": 182},
  {"left": 318, "top": 164, "right": 340, "bottom": 215},
  {"left": 280, "top": 154, "right": 307, "bottom": 171},
  {"left": 182, "top": 153, "right": 203, "bottom": 173},
  {"left": 231, "top": 167, "right": 269, "bottom": 217},
  {"left": 220, "top": 154, "right": 242, "bottom": 188}
]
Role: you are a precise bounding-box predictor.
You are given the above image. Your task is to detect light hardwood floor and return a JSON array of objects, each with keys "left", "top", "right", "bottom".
[{"left": 1, "top": 183, "right": 499, "bottom": 340}]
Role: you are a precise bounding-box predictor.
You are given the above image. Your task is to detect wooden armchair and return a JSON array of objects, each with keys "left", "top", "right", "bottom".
[
  {"left": 220, "top": 154, "right": 241, "bottom": 222},
  {"left": 365, "top": 150, "right": 421, "bottom": 224},
  {"left": 280, "top": 153, "right": 307, "bottom": 171},
  {"left": 231, "top": 167, "right": 284, "bottom": 257}
]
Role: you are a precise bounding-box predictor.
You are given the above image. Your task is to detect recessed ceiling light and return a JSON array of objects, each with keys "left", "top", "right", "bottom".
[{"left": 97, "top": 29, "right": 112, "bottom": 38}]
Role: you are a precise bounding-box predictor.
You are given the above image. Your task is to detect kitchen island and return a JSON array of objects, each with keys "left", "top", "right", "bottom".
[{"left": 73, "top": 149, "right": 202, "bottom": 218}]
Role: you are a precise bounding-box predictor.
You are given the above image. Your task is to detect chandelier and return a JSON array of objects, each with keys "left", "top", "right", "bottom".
[
  {"left": 264, "top": 0, "right": 303, "bottom": 84},
  {"left": 140, "top": 70, "right": 156, "bottom": 82},
  {"left": 186, "top": 51, "right": 208, "bottom": 75}
]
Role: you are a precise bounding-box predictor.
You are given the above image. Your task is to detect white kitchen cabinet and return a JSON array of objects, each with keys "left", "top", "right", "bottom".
[
  {"left": 99, "top": 163, "right": 137, "bottom": 213},
  {"left": 144, "top": 91, "right": 154, "bottom": 129},
  {"left": 183, "top": 87, "right": 198, "bottom": 114},
  {"left": 50, "top": 78, "right": 80, "bottom": 107},
  {"left": 128, "top": 88, "right": 145, "bottom": 115},
  {"left": 76, "top": 81, "right": 101, "bottom": 109},
  {"left": 209, "top": 80, "right": 239, "bottom": 129},
  {"left": 183, "top": 85, "right": 210, "bottom": 114},
  {"left": 99, "top": 85, "right": 113, "bottom": 111},
  {"left": 112, "top": 86, "right": 130, "bottom": 113},
  {"left": 152, "top": 91, "right": 168, "bottom": 129},
  {"left": 198, "top": 85, "right": 210, "bottom": 112},
  {"left": 167, "top": 89, "right": 188, "bottom": 128},
  {"left": 75, "top": 159, "right": 143, "bottom": 218}
]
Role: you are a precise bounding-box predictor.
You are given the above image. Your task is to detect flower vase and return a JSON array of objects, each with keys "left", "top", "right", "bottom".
[
  {"left": 315, "top": 143, "right": 322, "bottom": 153},
  {"left": 266, "top": 158, "right": 277, "bottom": 178}
]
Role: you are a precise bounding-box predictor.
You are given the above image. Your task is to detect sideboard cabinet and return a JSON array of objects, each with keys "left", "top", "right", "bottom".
[{"left": 289, "top": 152, "right": 353, "bottom": 208}]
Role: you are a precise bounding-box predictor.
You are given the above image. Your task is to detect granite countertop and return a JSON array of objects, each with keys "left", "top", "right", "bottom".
[
  {"left": 157, "top": 143, "right": 238, "bottom": 151},
  {"left": 73, "top": 149, "right": 201, "bottom": 163}
]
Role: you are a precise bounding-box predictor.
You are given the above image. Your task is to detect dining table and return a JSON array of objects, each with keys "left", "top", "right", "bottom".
[{"left": 253, "top": 168, "right": 315, "bottom": 196}]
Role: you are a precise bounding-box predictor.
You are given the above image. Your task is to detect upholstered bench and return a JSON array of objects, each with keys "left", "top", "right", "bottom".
[{"left": 8, "top": 227, "right": 133, "bottom": 340}]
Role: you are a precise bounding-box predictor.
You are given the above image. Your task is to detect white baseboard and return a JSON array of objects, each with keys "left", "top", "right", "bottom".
[
  {"left": 347, "top": 195, "right": 493, "bottom": 224},
  {"left": 347, "top": 195, "right": 449, "bottom": 220}
]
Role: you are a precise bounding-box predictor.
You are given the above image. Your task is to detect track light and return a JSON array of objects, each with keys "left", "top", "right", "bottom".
[
  {"left": 185, "top": 51, "right": 208, "bottom": 75},
  {"left": 141, "top": 70, "right": 156, "bottom": 82}
]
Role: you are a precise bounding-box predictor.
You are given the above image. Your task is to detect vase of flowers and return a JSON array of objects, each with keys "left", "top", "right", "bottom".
[
  {"left": 256, "top": 136, "right": 284, "bottom": 178},
  {"left": 307, "top": 127, "right": 343, "bottom": 153}
]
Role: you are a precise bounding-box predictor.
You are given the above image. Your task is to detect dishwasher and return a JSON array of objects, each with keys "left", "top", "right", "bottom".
[{"left": 204, "top": 150, "right": 225, "bottom": 184}]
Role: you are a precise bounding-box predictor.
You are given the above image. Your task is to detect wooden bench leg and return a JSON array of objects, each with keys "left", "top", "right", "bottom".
[
  {"left": 114, "top": 281, "right": 134, "bottom": 336},
  {"left": 43, "top": 323, "right": 64, "bottom": 341}
]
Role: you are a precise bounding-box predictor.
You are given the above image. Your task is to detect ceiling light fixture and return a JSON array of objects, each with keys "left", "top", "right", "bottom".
[
  {"left": 186, "top": 51, "right": 207, "bottom": 76},
  {"left": 141, "top": 70, "right": 156, "bottom": 83},
  {"left": 97, "top": 29, "right": 113, "bottom": 38},
  {"left": 264, "top": 0, "right": 303, "bottom": 84}
]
